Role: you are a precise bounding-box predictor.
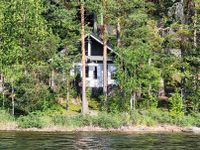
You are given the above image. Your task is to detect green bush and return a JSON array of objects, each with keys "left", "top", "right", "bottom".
[
  {"left": 130, "top": 110, "right": 143, "bottom": 125},
  {"left": 174, "top": 115, "right": 195, "bottom": 127},
  {"left": 52, "top": 112, "right": 124, "bottom": 129},
  {"left": 131, "top": 110, "right": 157, "bottom": 126},
  {"left": 52, "top": 115, "right": 85, "bottom": 127},
  {"left": 17, "top": 112, "right": 44, "bottom": 128},
  {"left": 0, "top": 109, "right": 14, "bottom": 122},
  {"left": 191, "top": 113, "right": 200, "bottom": 127},
  {"left": 169, "top": 91, "right": 184, "bottom": 118},
  {"left": 92, "top": 112, "right": 123, "bottom": 128},
  {"left": 148, "top": 109, "right": 173, "bottom": 124},
  {"left": 15, "top": 76, "right": 55, "bottom": 114},
  {"left": 142, "top": 109, "right": 200, "bottom": 127}
]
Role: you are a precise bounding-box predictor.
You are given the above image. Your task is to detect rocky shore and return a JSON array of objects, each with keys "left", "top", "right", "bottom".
[{"left": 1, "top": 125, "right": 200, "bottom": 134}]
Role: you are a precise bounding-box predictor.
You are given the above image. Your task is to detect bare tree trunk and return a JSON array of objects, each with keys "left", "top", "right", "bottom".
[
  {"left": 51, "top": 69, "right": 55, "bottom": 91},
  {"left": 63, "top": 69, "right": 69, "bottom": 111},
  {"left": 148, "top": 84, "right": 152, "bottom": 108},
  {"left": 194, "top": 1, "right": 199, "bottom": 110},
  {"left": 102, "top": 0, "right": 108, "bottom": 110},
  {"left": 159, "top": 77, "right": 165, "bottom": 97},
  {"left": 2, "top": 76, "right": 4, "bottom": 108},
  {"left": 66, "top": 78, "right": 70, "bottom": 111},
  {"left": 80, "top": 1, "right": 88, "bottom": 114},
  {"left": 11, "top": 83, "right": 14, "bottom": 116},
  {"left": 130, "top": 94, "right": 133, "bottom": 112},
  {"left": 117, "top": 18, "right": 121, "bottom": 47},
  {"left": 194, "top": 1, "right": 198, "bottom": 48},
  {"left": 130, "top": 92, "right": 136, "bottom": 113},
  {"left": 148, "top": 58, "right": 152, "bottom": 108},
  {"left": 0, "top": 74, "right": 5, "bottom": 107},
  {"left": 93, "top": 13, "right": 98, "bottom": 34}
]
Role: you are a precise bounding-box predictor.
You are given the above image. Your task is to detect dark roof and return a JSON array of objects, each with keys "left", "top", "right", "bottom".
[{"left": 86, "top": 33, "right": 113, "bottom": 51}]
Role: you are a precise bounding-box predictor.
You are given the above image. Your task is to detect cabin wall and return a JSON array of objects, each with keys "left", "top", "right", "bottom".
[
  {"left": 85, "top": 37, "right": 112, "bottom": 57},
  {"left": 91, "top": 38, "right": 103, "bottom": 56},
  {"left": 86, "top": 63, "right": 116, "bottom": 87},
  {"left": 73, "top": 63, "right": 116, "bottom": 88}
]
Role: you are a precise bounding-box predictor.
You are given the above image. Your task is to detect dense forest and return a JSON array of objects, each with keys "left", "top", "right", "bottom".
[{"left": 0, "top": 0, "right": 200, "bottom": 129}]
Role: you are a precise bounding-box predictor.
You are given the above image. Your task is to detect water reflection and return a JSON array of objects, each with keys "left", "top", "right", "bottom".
[
  {"left": 74, "top": 132, "right": 111, "bottom": 149},
  {"left": 0, "top": 131, "right": 199, "bottom": 149}
]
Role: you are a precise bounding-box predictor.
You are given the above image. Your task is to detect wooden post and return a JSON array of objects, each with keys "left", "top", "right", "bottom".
[
  {"left": 80, "top": 1, "right": 88, "bottom": 114},
  {"left": 102, "top": 0, "right": 108, "bottom": 110}
]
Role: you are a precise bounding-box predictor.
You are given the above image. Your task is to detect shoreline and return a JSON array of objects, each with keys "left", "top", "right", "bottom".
[{"left": 1, "top": 125, "right": 200, "bottom": 134}]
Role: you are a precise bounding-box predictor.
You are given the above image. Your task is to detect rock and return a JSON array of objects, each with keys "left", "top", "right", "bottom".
[{"left": 182, "top": 127, "right": 200, "bottom": 134}]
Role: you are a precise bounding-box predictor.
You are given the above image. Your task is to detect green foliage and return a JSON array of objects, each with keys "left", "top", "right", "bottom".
[
  {"left": 169, "top": 90, "right": 184, "bottom": 118},
  {"left": 52, "top": 112, "right": 124, "bottom": 129},
  {"left": 130, "top": 110, "right": 157, "bottom": 126},
  {"left": 14, "top": 75, "right": 55, "bottom": 114},
  {"left": 0, "top": 0, "right": 200, "bottom": 129},
  {"left": 191, "top": 113, "right": 200, "bottom": 127},
  {"left": 52, "top": 115, "right": 84, "bottom": 128},
  {"left": 92, "top": 112, "right": 124, "bottom": 128},
  {"left": 7, "top": 109, "right": 200, "bottom": 129},
  {"left": 0, "top": 109, "right": 14, "bottom": 122},
  {"left": 17, "top": 112, "right": 44, "bottom": 128}
]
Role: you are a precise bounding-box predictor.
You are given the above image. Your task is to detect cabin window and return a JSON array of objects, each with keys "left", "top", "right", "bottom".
[
  {"left": 86, "top": 66, "right": 89, "bottom": 78},
  {"left": 93, "top": 66, "right": 97, "bottom": 79},
  {"left": 111, "top": 69, "right": 116, "bottom": 80}
]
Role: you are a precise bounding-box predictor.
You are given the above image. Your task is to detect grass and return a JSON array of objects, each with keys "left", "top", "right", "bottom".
[
  {"left": 0, "top": 109, "right": 17, "bottom": 129},
  {"left": 0, "top": 108, "right": 200, "bottom": 129},
  {"left": 16, "top": 109, "right": 200, "bottom": 129},
  {"left": 52, "top": 112, "right": 124, "bottom": 129}
]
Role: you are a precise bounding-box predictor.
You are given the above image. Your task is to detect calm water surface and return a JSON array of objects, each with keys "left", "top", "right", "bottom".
[{"left": 0, "top": 131, "right": 199, "bottom": 149}]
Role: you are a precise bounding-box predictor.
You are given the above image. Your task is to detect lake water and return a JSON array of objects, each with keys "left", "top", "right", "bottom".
[{"left": 0, "top": 131, "right": 199, "bottom": 149}]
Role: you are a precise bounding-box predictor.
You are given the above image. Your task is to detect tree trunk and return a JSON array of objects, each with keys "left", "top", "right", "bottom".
[
  {"left": 0, "top": 74, "right": 5, "bottom": 107},
  {"left": 93, "top": 13, "right": 98, "bottom": 34},
  {"left": 117, "top": 18, "right": 121, "bottom": 47},
  {"left": 51, "top": 69, "right": 55, "bottom": 91},
  {"left": 102, "top": 0, "right": 108, "bottom": 110},
  {"left": 194, "top": 1, "right": 198, "bottom": 48},
  {"left": 11, "top": 83, "right": 14, "bottom": 116},
  {"left": 130, "top": 94, "right": 133, "bottom": 112},
  {"left": 148, "top": 58, "right": 152, "bottom": 108},
  {"left": 80, "top": 1, "right": 88, "bottom": 114},
  {"left": 66, "top": 77, "right": 70, "bottom": 111},
  {"left": 130, "top": 92, "right": 136, "bottom": 113}
]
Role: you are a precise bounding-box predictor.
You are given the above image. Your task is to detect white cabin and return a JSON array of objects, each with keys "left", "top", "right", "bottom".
[{"left": 71, "top": 33, "right": 117, "bottom": 88}]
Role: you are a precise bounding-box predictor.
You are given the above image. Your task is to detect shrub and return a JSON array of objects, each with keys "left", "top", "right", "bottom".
[
  {"left": 174, "top": 115, "right": 195, "bottom": 127},
  {"left": 52, "top": 112, "right": 124, "bottom": 129},
  {"left": 92, "top": 112, "right": 123, "bottom": 128},
  {"left": 191, "top": 113, "right": 200, "bottom": 127},
  {"left": 130, "top": 110, "right": 157, "bottom": 126},
  {"left": 15, "top": 76, "right": 55, "bottom": 114},
  {"left": 148, "top": 109, "right": 173, "bottom": 124},
  {"left": 0, "top": 109, "right": 14, "bottom": 122},
  {"left": 17, "top": 112, "right": 44, "bottom": 128},
  {"left": 169, "top": 91, "right": 184, "bottom": 118},
  {"left": 130, "top": 110, "right": 143, "bottom": 125},
  {"left": 52, "top": 115, "right": 85, "bottom": 127}
]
